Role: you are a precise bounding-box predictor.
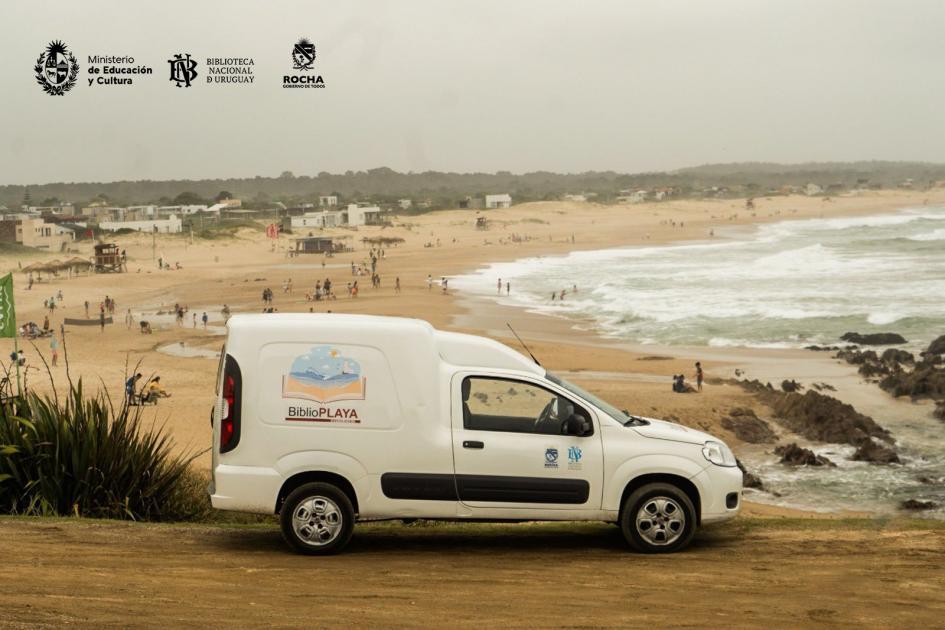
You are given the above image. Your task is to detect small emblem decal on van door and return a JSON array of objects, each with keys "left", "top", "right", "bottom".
[
  {"left": 544, "top": 448, "right": 559, "bottom": 469},
  {"left": 282, "top": 345, "right": 367, "bottom": 403}
]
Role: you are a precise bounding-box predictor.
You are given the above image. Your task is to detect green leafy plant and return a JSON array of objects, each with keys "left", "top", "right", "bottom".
[{"left": 0, "top": 381, "right": 206, "bottom": 521}]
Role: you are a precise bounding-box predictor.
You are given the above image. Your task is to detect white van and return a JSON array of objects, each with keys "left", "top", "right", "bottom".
[{"left": 210, "top": 314, "right": 741, "bottom": 554}]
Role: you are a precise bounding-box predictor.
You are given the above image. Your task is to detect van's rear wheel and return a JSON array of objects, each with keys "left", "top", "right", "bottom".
[
  {"left": 280, "top": 482, "right": 355, "bottom": 555},
  {"left": 620, "top": 482, "right": 696, "bottom": 553}
]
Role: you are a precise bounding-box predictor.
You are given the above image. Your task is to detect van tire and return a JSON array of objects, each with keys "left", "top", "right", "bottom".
[
  {"left": 280, "top": 482, "right": 355, "bottom": 555},
  {"left": 620, "top": 482, "right": 696, "bottom": 553}
]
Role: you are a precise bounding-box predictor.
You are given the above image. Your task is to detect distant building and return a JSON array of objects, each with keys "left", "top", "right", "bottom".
[
  {"left": 99, "top": 215, "right": 182, "bottom": 234},
  {"left": 805, "top": 183, "right": 824, "bottom": 196},
  {"left": 562, "top": 194, "right": 587, "bottom": 203},
  {"left": 345, "top": 204, "right": 383, "bottom": 227},
  {"left": 0, "top": 218, "right": 75, "bottom": 250},
  {"left": 291, "top": 236, "right": 341, "bottom": 255},
  {"left": 290, "top": 211, "right": 344, "bottom": 230},
  {"left": 485, "top": 194, "right": 512, "bottom": 209},
  {"left": 319, "top": 195, "right": 338, "bottom": 207},
  {"left": 29, "top": 204, "right": 74, "bottom": 215},
  {"left": 617, "top": 190, "right": 648, "bottom": 203},
  {"left": 156, "top": 204, "right": 209, "bottom": 216},
  {"left": 398, "top": 199, "right": 412, "bottom": 209}
]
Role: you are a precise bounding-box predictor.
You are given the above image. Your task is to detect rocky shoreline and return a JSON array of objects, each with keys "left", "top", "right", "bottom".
[{"left": 729, "top": 332, "right": 945, "bottom": 512}]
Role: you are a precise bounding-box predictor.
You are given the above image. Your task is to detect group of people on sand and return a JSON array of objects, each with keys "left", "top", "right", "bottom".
[
  {"left": 673, "top": 362, "right": 704, "bottom": 393},
  {"left": 125, "top": 372, "right": 171, "bottom": 405}
]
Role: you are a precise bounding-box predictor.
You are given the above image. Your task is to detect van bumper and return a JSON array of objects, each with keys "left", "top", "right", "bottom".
[
  {"left": 210, "top": 464, "right": 282, "bottom": 514},
  {"left": 691, "top": 464, "right": 743, "bottom": 524}
]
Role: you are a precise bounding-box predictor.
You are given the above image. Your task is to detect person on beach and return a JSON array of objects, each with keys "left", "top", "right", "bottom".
[
  {"left": 695, "top": 362, "right": 704, "bottom": 392},
  {"left": 497, "top": 278, "right": 502, "bottom": 294},
  {"left": 49, "top": 334, "right": 59, "bottom": 367},
  {"left": 126, "top": 373, "right": 143, "bottom": 399},
  {"left": 99, "top": 307, "right": 106, "bottom": 332},
  {"left": 221, "top": 304, "right": 231, "bottom": 322},
  {"left": 192, "top": 312, "right": 197, "bottom": 328},
  {"left": 506, "top": 281, "right": 510, "bottom": 296},
  {"left": 395, "top": 277, "right": 401, "bottom": 293},
  {"left": 427, "top": 275, "right": 433, "bottom": 291},
  {"left": 202, "top": 312, "right": 208, "bottom": 329},
  {"left": 146, "top": 376, "right": 171, "bottom": 400}
]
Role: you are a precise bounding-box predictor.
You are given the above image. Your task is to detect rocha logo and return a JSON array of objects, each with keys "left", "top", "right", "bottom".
[
  {"left": 34, "top": 40, "right": 79, "bottom": 95},
  {"left": 168, "top": 53, "right": 198, "bottom": 87},
  {"left": 292, "top": 38, "right": 315, "bottom": 70}
]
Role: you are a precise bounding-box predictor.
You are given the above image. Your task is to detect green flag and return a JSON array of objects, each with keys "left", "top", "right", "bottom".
[{"left": 0, "top": 273, "right": 15, "bottom": 338}]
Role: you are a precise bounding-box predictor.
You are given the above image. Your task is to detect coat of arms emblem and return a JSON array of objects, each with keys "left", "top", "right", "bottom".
[{"left": 35, "top": 40, "right": 79, "bottom": 95}]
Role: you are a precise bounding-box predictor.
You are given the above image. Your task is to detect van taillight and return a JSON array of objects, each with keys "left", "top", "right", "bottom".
[{"left": 220, "top": 355, "right": 242, "bottom": 453}]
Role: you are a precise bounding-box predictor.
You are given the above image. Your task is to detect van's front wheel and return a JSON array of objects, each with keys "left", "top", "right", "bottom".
[
  {"left": 620, "top": 482, "right": 696, "bottom": 553},
  {"left": 280, "top": 482, "right": 355, "bottom": 555}
]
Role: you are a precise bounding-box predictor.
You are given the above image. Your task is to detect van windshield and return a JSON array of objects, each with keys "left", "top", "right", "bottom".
[{"left": 546, "top": 372, "right": 628, "bottom": 423}]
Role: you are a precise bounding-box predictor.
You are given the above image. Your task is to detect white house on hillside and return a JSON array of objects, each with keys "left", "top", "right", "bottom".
[
  {"left": 485, "top": 194, "right": 512, "bottom": 209},
  {"left": 99, "top": 215, "right": 182, "bottom": 234},
  {"left": 319, "top": 196, "right": 338, "bottom": 207},
  {"left": 346, "top": 204, "right": 382, "bottom": 226}
]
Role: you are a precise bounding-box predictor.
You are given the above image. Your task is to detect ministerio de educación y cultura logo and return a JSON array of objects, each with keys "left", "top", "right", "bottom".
[{"left": 35, "top": 40, "right": 79, "bottom": 95}]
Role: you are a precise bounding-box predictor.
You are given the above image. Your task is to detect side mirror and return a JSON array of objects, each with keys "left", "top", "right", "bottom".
[{"left": 566, "top": 414, "right": 591, "bottom": 437}]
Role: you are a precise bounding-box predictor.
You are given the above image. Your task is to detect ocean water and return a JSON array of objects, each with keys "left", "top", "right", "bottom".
[
  {"left": 453, "top": 206, "right": 945, "bottom": 352},
  {"left": 453, "top": 205, "right": 945, "bottom": 516}
]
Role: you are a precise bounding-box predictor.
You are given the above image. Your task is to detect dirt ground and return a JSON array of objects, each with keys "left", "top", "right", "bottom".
[{"left": 2, "top": 517, "right": 943, "bottom": 628}]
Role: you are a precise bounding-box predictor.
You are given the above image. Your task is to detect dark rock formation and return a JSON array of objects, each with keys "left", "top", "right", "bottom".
[
  {"left": 879, "top": 362, "right": 945, "bottom": 400},
  {"left": 721, "top": 408, "right": 778, "bottom": 444},
  {"left": 811, "top": 382, "right": 837, "bottom": 392},
  {"left": 840, "top": 332, "right": 907, "bottom": 345},
  {"left": 851, "top": 440, "right": 901, "bottom": 464},
  {"left": 881, "top": 348, "right": 915, "bottom": 365},
  {"left": 774, "top": 443, "right": 836, "bottom": 467},
  {"left": 926, "top": 334, "right": 945, "bottom": 356},
  {"left": 805, "top": 345, "right": 840, "bottom": 352},
  {"left": 835, "top": 348, "right": 878, "bottom": 365},
  {"left": 766, "top": 390, "right": 893, "bottom": 447},
  {"left": 858, "top": 361, "right": 890, "bottom": 378},
  {"left": 736, "top": 459, "right": 764, "bottom": 490},
  {"left": 900, "top": 499, "right": 939, "bottom": 511}
]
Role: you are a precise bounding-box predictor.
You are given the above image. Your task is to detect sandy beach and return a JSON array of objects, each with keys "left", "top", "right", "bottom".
[{"left": 3, "top": 189, "right": 943, "bottom": 517}]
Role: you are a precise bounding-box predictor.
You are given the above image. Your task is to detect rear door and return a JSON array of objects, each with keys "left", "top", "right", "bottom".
[{"left": 450, "top": 373, "right": 603, "bottom": 511}]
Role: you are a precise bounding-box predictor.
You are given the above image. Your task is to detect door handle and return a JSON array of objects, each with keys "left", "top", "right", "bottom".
[{"left": 463, "top": 440, "right": 484, "bottom": 449}]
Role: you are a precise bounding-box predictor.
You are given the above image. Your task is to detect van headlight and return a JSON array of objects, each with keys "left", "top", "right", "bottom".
[{"left": 702, "top": 440, "right": 737, "bottom": 467}]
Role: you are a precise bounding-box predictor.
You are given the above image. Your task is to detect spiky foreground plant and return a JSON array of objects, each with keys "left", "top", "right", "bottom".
[{"left": 0, "top": 381, "right": 205, "bottom": 521}]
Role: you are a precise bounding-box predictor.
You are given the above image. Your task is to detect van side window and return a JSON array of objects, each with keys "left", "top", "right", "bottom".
[{"left": 461, "top": 377, "right": 592, "bottom": 436}]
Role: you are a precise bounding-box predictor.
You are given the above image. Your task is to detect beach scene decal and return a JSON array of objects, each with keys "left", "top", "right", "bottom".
[{"left": 282, "top": 345, "right": 366, "bottom": 403}]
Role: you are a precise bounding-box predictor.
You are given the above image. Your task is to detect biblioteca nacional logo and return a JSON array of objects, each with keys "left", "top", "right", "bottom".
[
  {"left": 168, "top": 53, "right": 198, "bottom": 87},
  {"left": 35, "top": 40, "right": 79, "bottom": 95},
  {"left": 284, "top": 37, "right": 325, "bottom": 89}
]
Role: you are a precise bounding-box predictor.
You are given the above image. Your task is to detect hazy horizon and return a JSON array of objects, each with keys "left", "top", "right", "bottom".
[{"left": 3, "top": 0, "right": 945, "bottom": 185}]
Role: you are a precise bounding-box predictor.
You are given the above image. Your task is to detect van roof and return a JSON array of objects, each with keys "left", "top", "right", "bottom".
[{"left": 226, "top": 313, "right": 543, "bottom": 375}]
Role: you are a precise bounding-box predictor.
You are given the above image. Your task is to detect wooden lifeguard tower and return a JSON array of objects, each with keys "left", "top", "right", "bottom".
[{"left": 94, "top": 243, "right": 124, "bottom": 273}]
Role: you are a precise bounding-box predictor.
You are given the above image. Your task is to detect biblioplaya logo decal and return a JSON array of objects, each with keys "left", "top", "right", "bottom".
[
  {"left": 284, "top": 37, "right": 325, "bottom": 88},
  {"left": 35, "top": 40, "right": 79, "bottom": 95},
  {"left": 282, "top": 346, "right": 365, "bottom": 424}
]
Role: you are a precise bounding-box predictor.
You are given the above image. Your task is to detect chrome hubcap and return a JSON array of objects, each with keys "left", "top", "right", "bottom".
[
  {"left": 292, "top": 496, "right": 343, "bottom": 546},
  {"left": 635, "top": 496, "right": 686, "bottom": 546}
]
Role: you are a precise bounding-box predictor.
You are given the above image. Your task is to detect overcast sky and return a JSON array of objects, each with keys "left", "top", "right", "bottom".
[{"left": 2, "top": 0, "right": 945, "bottom": 185}]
